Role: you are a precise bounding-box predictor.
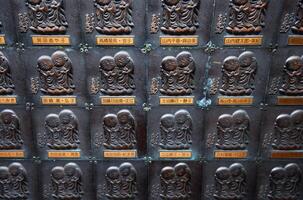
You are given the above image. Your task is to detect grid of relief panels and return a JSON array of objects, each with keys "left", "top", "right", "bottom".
[{"left": 0, "top": 0, "right": 302, "bottom": 199}]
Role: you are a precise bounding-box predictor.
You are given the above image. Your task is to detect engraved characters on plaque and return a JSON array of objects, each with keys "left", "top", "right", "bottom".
[
  {"left": 0, "top": 110, "right": 22, "bottom": 150},
  {"left": 160, "top": 163, "right": 191, "bottom": 199},
  {"left": 103, "top": 109, "right": 136, "bottom": 150},
  {"left": 105, "top": 163, "right": 138, "bottom": 199},
  {"left": 226, "top": 0, "right": 268, "bottom": 35},
  {"left": 99, "top": 51, "right": 135, "bottom": 95},
  {"left": 160, "top": 51, "right": 195, "bottom": 96},
  {"left": 268, "top": 163, "right": 302, "bottom": 200},
  {"left": 220, "top": 51, "right": 257, "bottom": 96},
  {"left": 161, "top": 0, "right": 199, "bottom": 35},
  {"left": 37, "top": 51, "right": 75, "bottom": 95},
  {"left": 272, "top": 110, "right": 303, "bottom": 150},
  {"left": 51, "top": 163, "right": 83, "bottom": 199},
  {"left": 45, "top": 110, "right": 79, "bottom": 150},
  {"left": 214, "top": 163, "right": 247, "bottom": 200},
  {"left": 24, "top": 0, "right": 68, "bottom": 34},
  {"left": 0, "top": 163, "right": 29, "bottom": 199},
  {"left": 216, "top": 110, "right": 250, "bottom": 150},
  {"left": 159, "top": 110, "right": 192, "bottom": 150},
  {"left": 93, "top": 0, "right": 134, "bottom": 35},
  {"left": 0, "top": 52, "right": 14, "bottom": 95}
]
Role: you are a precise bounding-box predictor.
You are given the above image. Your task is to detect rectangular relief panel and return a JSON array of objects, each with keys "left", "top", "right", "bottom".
[
  {"left": 202, "top": 160, "right": 257, "bottom": 200},
  {"left": 147, "top": 107, "right": 204, "bottom": 160},
  {"left": 12, "top": 0, "right": 82, "bottom": 47},
  {"left": 208, "top": 49, "right": 270, "bottom": 106},
  {"left": 256, "top": 161, "right": 303, "bottom": 200},
  {"left": 95, "top": 160, "right": 148, "bottom": 200},
  {"left": 22, "top": 48, "right": 88, "bottom": 106},
  {"left": 259, "top": 106, "right": 303, "bottom": 159},
  {"left": 85, "top": 48, "right": 146, "bottom": 106},
  {"left": 39, "top": 160, "right": 95, "bottom": 200},
  {"left": 0, "top": 106, "right": 34, "bottom": 159},
  {"left": 148, "top": 161, "right": 202, "bottom": 200},
  {"left": 32, "top": 107, "right": 91, "bottom": 160},
  {"left": 211, "top": 0, "right": 283, "bottom": 47},
  {"left": 80, "top": 0, "right": 146, "bottom": 48},
  {"left": 148, "top": 49, "right": 205, "bottom": 107},
  {"left": 146, "top": 0, "right": 213, "bottom": 47},
  {"left": 204, "top": 107, "right": 262, "bottom": 160},
  {"left": 0, "top": 0, "right": 17, "bottom": 46},
  {"left": 90, "top": 107, "right": 146, "bottom": 159},
  {"left": 266, "top": 47, "right": 303, "bottom": 106}
]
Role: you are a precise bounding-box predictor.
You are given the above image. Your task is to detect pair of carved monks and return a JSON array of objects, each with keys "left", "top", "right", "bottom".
[
  {"left": 0, "top": 163, "right": 29, "bottom": 199},
  {"left": 272, "top": 110, "right": 303, "bottom": 150},
  {"left": 160, "top": 163, "right": 192, "bottom": 200},
  {"left": 105, "top": 163, "right": 137, "bottom": 199},
  {"left": 51, "top": 163, "right": 83, "bottom": 200}
]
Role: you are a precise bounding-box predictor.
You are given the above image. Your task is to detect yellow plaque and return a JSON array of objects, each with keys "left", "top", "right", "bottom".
[
  {"left": 101, "top": 96, "right": 136, "bottom": 105},
  {"left": 214, "top": 150, "right": 248, "bottom": 158},
  {"left": 159, "top": 96, "right": 194, "bottom": 105},
  {"left": 160, "top": 36, "right": 198, "bottom": 46},
  {"left": 288, "top": 35, "right": 303, "bottom": 45},
  {"left": 218, "top": 96, "right": 253, "bottom": 105},
  {"left": 277, "top": 96, "right": 303, "bottom": 105},
  {"left": 271, "top": 151, "right": 303, "bottom": 158},
  {"left": 0, "top": 96, "right": 17, "bottom": 104},
  {"left": 48, "top": 151, "right": 81, "bottom": 158},
  {"left": 32, "top": 35, "right": 71, "bottom": 45},
  {"left": 0, "top": 35, "right": 6, "bottom": 45},
  {"left": 159, "top": 151, "right": 192, "bottom": 158},
  {"left": 96, "top": 36, "right": 134, "bottom": 46},
  {"left": 41, "top": 96, "right": 77, "bottom": 105},
  {"left": 0, "top": 151, "right": 25, "bottom": 158},
  {"left": 103, "top": 150, "right": 137, "bottom": 158},
  {"left": 224, "top": 36, "right": 263, "bottom": 46}
]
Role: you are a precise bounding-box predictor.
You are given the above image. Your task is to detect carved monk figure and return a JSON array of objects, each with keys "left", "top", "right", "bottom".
[
  {"left": 174, "top": 163, "right": 191, "bottom": 199},
  {"left": 279, "top": 56, "right": 303, "bottom": 96},
  {"left": 103, "top": 114, "right": 120, "bottom": 149},
  {"left": 220, "top": 56, "right": 240, "bottom": 95},
  {"left": 174, "top": 110, "right": 192, "bottom": 149},
  {"left": 119, "top": 163, "right": 137, "bottom": 198},
  {"left": 27, "top": 0, "right": 48, "bottom": 32},
  {"left": 0, "top": 52, "right": 14, "bottom": 95},
  {"left": 59, "top": 109, "right": 79, "bottom": 149},
  {"left": 95, "top": 0, "right": 118, "bottom": 33},
  {"left": 273, "top": 114, "right": 293, "bottom": 150},
  {"left": 0, "top": 167, "right": 10, "bottom": 199},
  {"left": 114, "top": 51, "right": 135, "bottom": 94},
  {"left": 229, "top": 163, "right": 246, "bottom": 199},
  {"left": 106, "top": 167, "right": 121, "bottom": 199},
  {"left": 291, "top": 110, "right": 303, "bottom": 149},
  {"left": 160, "top": 56, "right": 178, "bottom": 95},
  {"left": 238, "top": 51, "right": 257, "bottom": 94},
  {"left": 115, "top": 0, "right": 134, "bottom": 33},
  {"left": 284, "top": 163, "right": 302, "bottom": 199},
  {"left": 160, "top": 114, "right": 176, "bottom": 149},
  {"left": 100, "top": 56, "right": 119, "bottom": 94},
  {"left": 160, "top": 166, "right": 176, "bottom": 199},
  {"left": 214, "top": 167, "right": 232, "bottom": 199},
  {"left": 216, "top": 114, "right": 234, "bottom": 149},
  {"left": 37, "top": 55, "right": 55, "bottom": 93},
  {"left": 292, "top": 0, "right": 303, "bottom": 34},
  {"left": 8, "top": 163, "right": 29, "bottom": 199},
  {"left": 232, "top": 110, "right": 250, "bottom": 149},
  {"left": 176, "top": 51, "right": 195, "bottom": 93},
  {"left": 51, "top": 167, "right": 66, "bottom": 199},
  {"left": 117, "top": 110, "right": 136, "bottom": 149},
  {"left": 63, "top": 163, "right": 83, "bottom": 199},
  {"left": 0, "top": 110, "right": 22, "bottom": 150},
  {"left": 46, "top": 114, "right": 63, "bottom": 149},
  {"left": 161, "top": 0, "right": 199, "bottom": 34}
]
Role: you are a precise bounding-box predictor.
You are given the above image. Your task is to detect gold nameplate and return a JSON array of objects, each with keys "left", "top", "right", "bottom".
[
  {"left": 160, "top": 36, "right": 198, "bottom": 46},
  {"left": 277, "top": 96, "right": 303, "bottom": 105},
  {"left": 159, "top": 96, "right": 194, "bottom": 105},
  {"left": 0, "top": 96, "right": 17, "bottom": 104},
  {"left": 103, "top": 150, "right": 137, "bottom": 158},
  {"left": 32, "top": 35, "right": 71, "bottom": 45},
  {"left": 96, "top": 36, "right": 134, "bottom": 46},
  {"left": 48, "top": 151, "right": 81, "bottom": 158},
  {"left": 271, "top": 151, "right": 303, "bottom": 159},
  {"left": 218, "top": 96, "right": 253, "bottom": 105},
  {"left": 0, "top": 151, "right": 25, "bottom": 158},
  {"left": 41, "top": 96, "right": 77, "bottom": 105},
  {"left": 288, "top": 35, "right": 303, "bottom": 45},
  {"left": 214, "top": 150, "right": 248, "bottom": 158},
  {"left": 224, "top": 36, "right": 263, "bottom": 46},
  {"left": 159, "top": 151, "right": 192, "bottom": 158},
  {"left": 101, "top": 96, "right": 136, "bottom": 105},
  {"left": 0, "top": 35, "right": 6, "bottom": 45}
]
